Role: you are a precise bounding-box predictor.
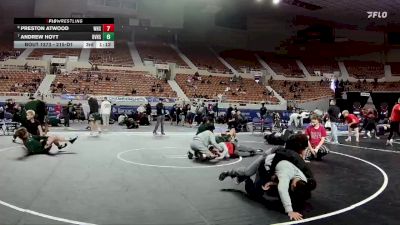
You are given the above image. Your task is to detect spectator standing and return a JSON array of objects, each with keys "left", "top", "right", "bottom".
[
  {"left": 88, "top": 96, "right": 101, "bottom": 136},
  {"left": 327, "top": 100, "right": 340, "bottom": 144},
  {"left": 153, "top": 99, "right": 166, "bottom": 135},
  {"left": 145, "top": 102, "right": 152, "bottom": 124},
  {"left": 260, "top": 103, "right": 267, "bottom": 119},
  {"left": 100, "top": 97, "right": 112, "bottom": 130},
  {"left": 387, "top": 98, "right": 400, "bottom": 146}
]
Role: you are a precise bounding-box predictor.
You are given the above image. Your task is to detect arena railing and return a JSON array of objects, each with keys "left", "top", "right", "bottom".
[
  {"left": 290, "top": 95, "right": 333, "bottom": 103},
  {"left": 190, "top": 98, "right": 280, "bottom": 105},
  {"left": 97, "top": 63, "right": 134, "bottom": 68},
  {"left": 25, "top": 57, "right": 43, "bottom": 61},
  {"left": 0, "top": 92, "right": 34, "bottom": 97}
]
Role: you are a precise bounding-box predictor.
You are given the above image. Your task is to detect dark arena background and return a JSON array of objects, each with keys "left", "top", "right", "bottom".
[{"left": 0, "top": 0, "right": 399, "bottom": 225}]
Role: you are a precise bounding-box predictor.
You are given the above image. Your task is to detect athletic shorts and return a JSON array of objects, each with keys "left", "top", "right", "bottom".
[
  {"left": 89, "top": 112, "right": 101, "bottom": 121},
  {"left": 350, "top": 123, "right": 359, "bottom": 129}
]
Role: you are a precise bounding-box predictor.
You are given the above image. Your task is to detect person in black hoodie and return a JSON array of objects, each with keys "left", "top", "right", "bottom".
[
  {"left": 145, "top": 103, "right": 152, "bottom": 124},
  {"left": 327, "top": 99, "right": 340, "bottom": 144},
  {"left": 88, "top": 96, "right": 101, "bottom": 135},
  {"left": 153, "top": 99, "right": 166, "bottom": 135},
  {"left": 62, "top": 105, "right": 70, "bottom": 127}
]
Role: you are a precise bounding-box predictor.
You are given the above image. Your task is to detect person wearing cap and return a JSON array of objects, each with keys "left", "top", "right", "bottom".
[
  {"left": 387, "top": 97, "right": 400, "bottom": 146},
  {"left": 153, "top": 99, "right": 166, "bottom": 135}
]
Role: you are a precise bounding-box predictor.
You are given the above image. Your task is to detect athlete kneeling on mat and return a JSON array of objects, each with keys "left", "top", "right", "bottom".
[
  {"left": 13, "top": 127, "right": 78, "bottom": 156},
  {"left": 189, "top": 126, "right": 225, "bottom": 160},
  {"left": 219, "top": 134, "right": 315, "bottom": 221},
  {"left": 304, "top": 115, "right": 329, "bottom": 161}
]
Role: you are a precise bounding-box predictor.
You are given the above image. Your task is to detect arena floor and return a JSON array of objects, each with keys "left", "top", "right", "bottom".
[{"left": 0, "top": 124, "right": 399, "bottom": 225}]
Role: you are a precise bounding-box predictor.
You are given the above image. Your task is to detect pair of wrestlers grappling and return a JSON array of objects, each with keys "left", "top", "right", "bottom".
[
  {"left": 12, "top": 110, "right": 78, "bottom": 157},
  {"left": 190, "top": 125, "right": 316, "bottom": 221}
]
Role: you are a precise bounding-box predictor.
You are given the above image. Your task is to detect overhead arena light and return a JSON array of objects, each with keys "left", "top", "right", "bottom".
[{"left": 272, "top": 0, "right": 281, "bottom": 5}]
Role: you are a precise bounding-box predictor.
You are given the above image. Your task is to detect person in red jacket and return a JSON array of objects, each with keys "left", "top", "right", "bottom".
[
  {"left": 387, "top": 98, "right": 400, "bottom": 146},
  {"left": 342, "top": 110, "right": 360, "bottom": 143}
]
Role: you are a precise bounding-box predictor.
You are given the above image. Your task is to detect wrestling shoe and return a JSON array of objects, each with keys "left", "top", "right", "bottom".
[
  {"left": 234, "top": 176, "right": 247, "bottom": 185},
  {"left": 187, "top": 151, "right": 194, "bottom": 159},
  {"left": 218, "top": 171, "right": 229, "bottom": 181},
  {"left": 58, "top": 143, "right": 67, "bottom": 150},
  {"left": 69, "top": 136, "right": 78, "bottom": 144}
]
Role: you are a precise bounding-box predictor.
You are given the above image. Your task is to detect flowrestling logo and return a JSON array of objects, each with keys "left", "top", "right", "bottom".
[{"left": 367, "top": 11, "right": 388, "bottom": 19}]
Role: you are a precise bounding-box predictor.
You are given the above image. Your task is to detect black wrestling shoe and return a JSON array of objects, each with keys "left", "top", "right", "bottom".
[
  {"left": 187, "top": 151, "right": 194, "bottom": 159},
  {"left": 69, "top": 136, "right": 78, "bottom": 144},
  {"left": 234, "top": 176, "right": 247, "bottom": 185},
  {"left": 58, "top": 143, "right": 67, "bottom": 150},
  {"left": 219, "top": 171, "right": 229, "bottom": 181}
]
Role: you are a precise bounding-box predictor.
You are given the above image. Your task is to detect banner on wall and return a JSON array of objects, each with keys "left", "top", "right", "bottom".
[
  {"left": 59, "top": 94, "right": 177, "bottom": 103},
  {"left": 97, "top": 96, "right": 148, "bottom": 103},
  {"left": 155, "top": 64, "right": 169, "bottom": 70},
  {"left": 60, "top": 94, "right": 88, "bottom": 100},
  {"left": 251, "top": 71, "right": 263, "bottom": 77}
]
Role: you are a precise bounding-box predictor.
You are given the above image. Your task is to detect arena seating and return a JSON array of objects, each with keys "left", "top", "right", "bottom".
[
  {"left": 175, "top": 74, "right": 278, "bottom": 103},
  {"left": 178, "top": 44, "right": 230, "bottom": 73},
  {"left": 0, "top": 42, "right": 21, "bottom": 60},
  {"left": 344, "top": 60, "right": 384, "bottom": 79},
  {"left": 269, "top": 80, "right": 333, "bottom": 102},
  {"left": 219, "top": 49, "right": 263, "bottom": 72},
  {"left": 388, "top": 62, "right": 400, "bottom": 76},
  {"left": 262, "top": 54, "right": 304, "bottom": 78},
  {"left": 29, "top": 49, "right": 81, "bottom": 59},
  {"left": 0, "top": 70, "right": 44, "bottom": 93},
  {"left": 89, "top": 42, "right": 133, "bottom": 66},
  {"left": 302, "top": 58, "right": 339, "bottom": 75},
  {"left": 51, "top": 70, "right": 176, "bottom": 97},
  {"left": 136, "top": 41, "right": 188, "bottom": 67}
]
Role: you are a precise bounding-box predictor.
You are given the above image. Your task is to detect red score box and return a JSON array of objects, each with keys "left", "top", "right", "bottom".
[{"left": 102, "top": 24, "right": 114, "bottom": 32}]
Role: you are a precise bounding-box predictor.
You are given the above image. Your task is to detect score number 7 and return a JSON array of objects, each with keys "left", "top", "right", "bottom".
[{"left": 102, "top": 24, "right": 114, "bottom": 32}]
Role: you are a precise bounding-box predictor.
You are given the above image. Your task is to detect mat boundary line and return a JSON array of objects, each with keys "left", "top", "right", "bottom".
[{"left": 271, "top": 151, "right": 389, "bottom": 225}]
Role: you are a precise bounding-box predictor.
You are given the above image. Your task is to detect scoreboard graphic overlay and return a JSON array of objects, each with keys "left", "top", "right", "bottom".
[{"left": 14, "top": 18, "right": 114, "bottom": 49}]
